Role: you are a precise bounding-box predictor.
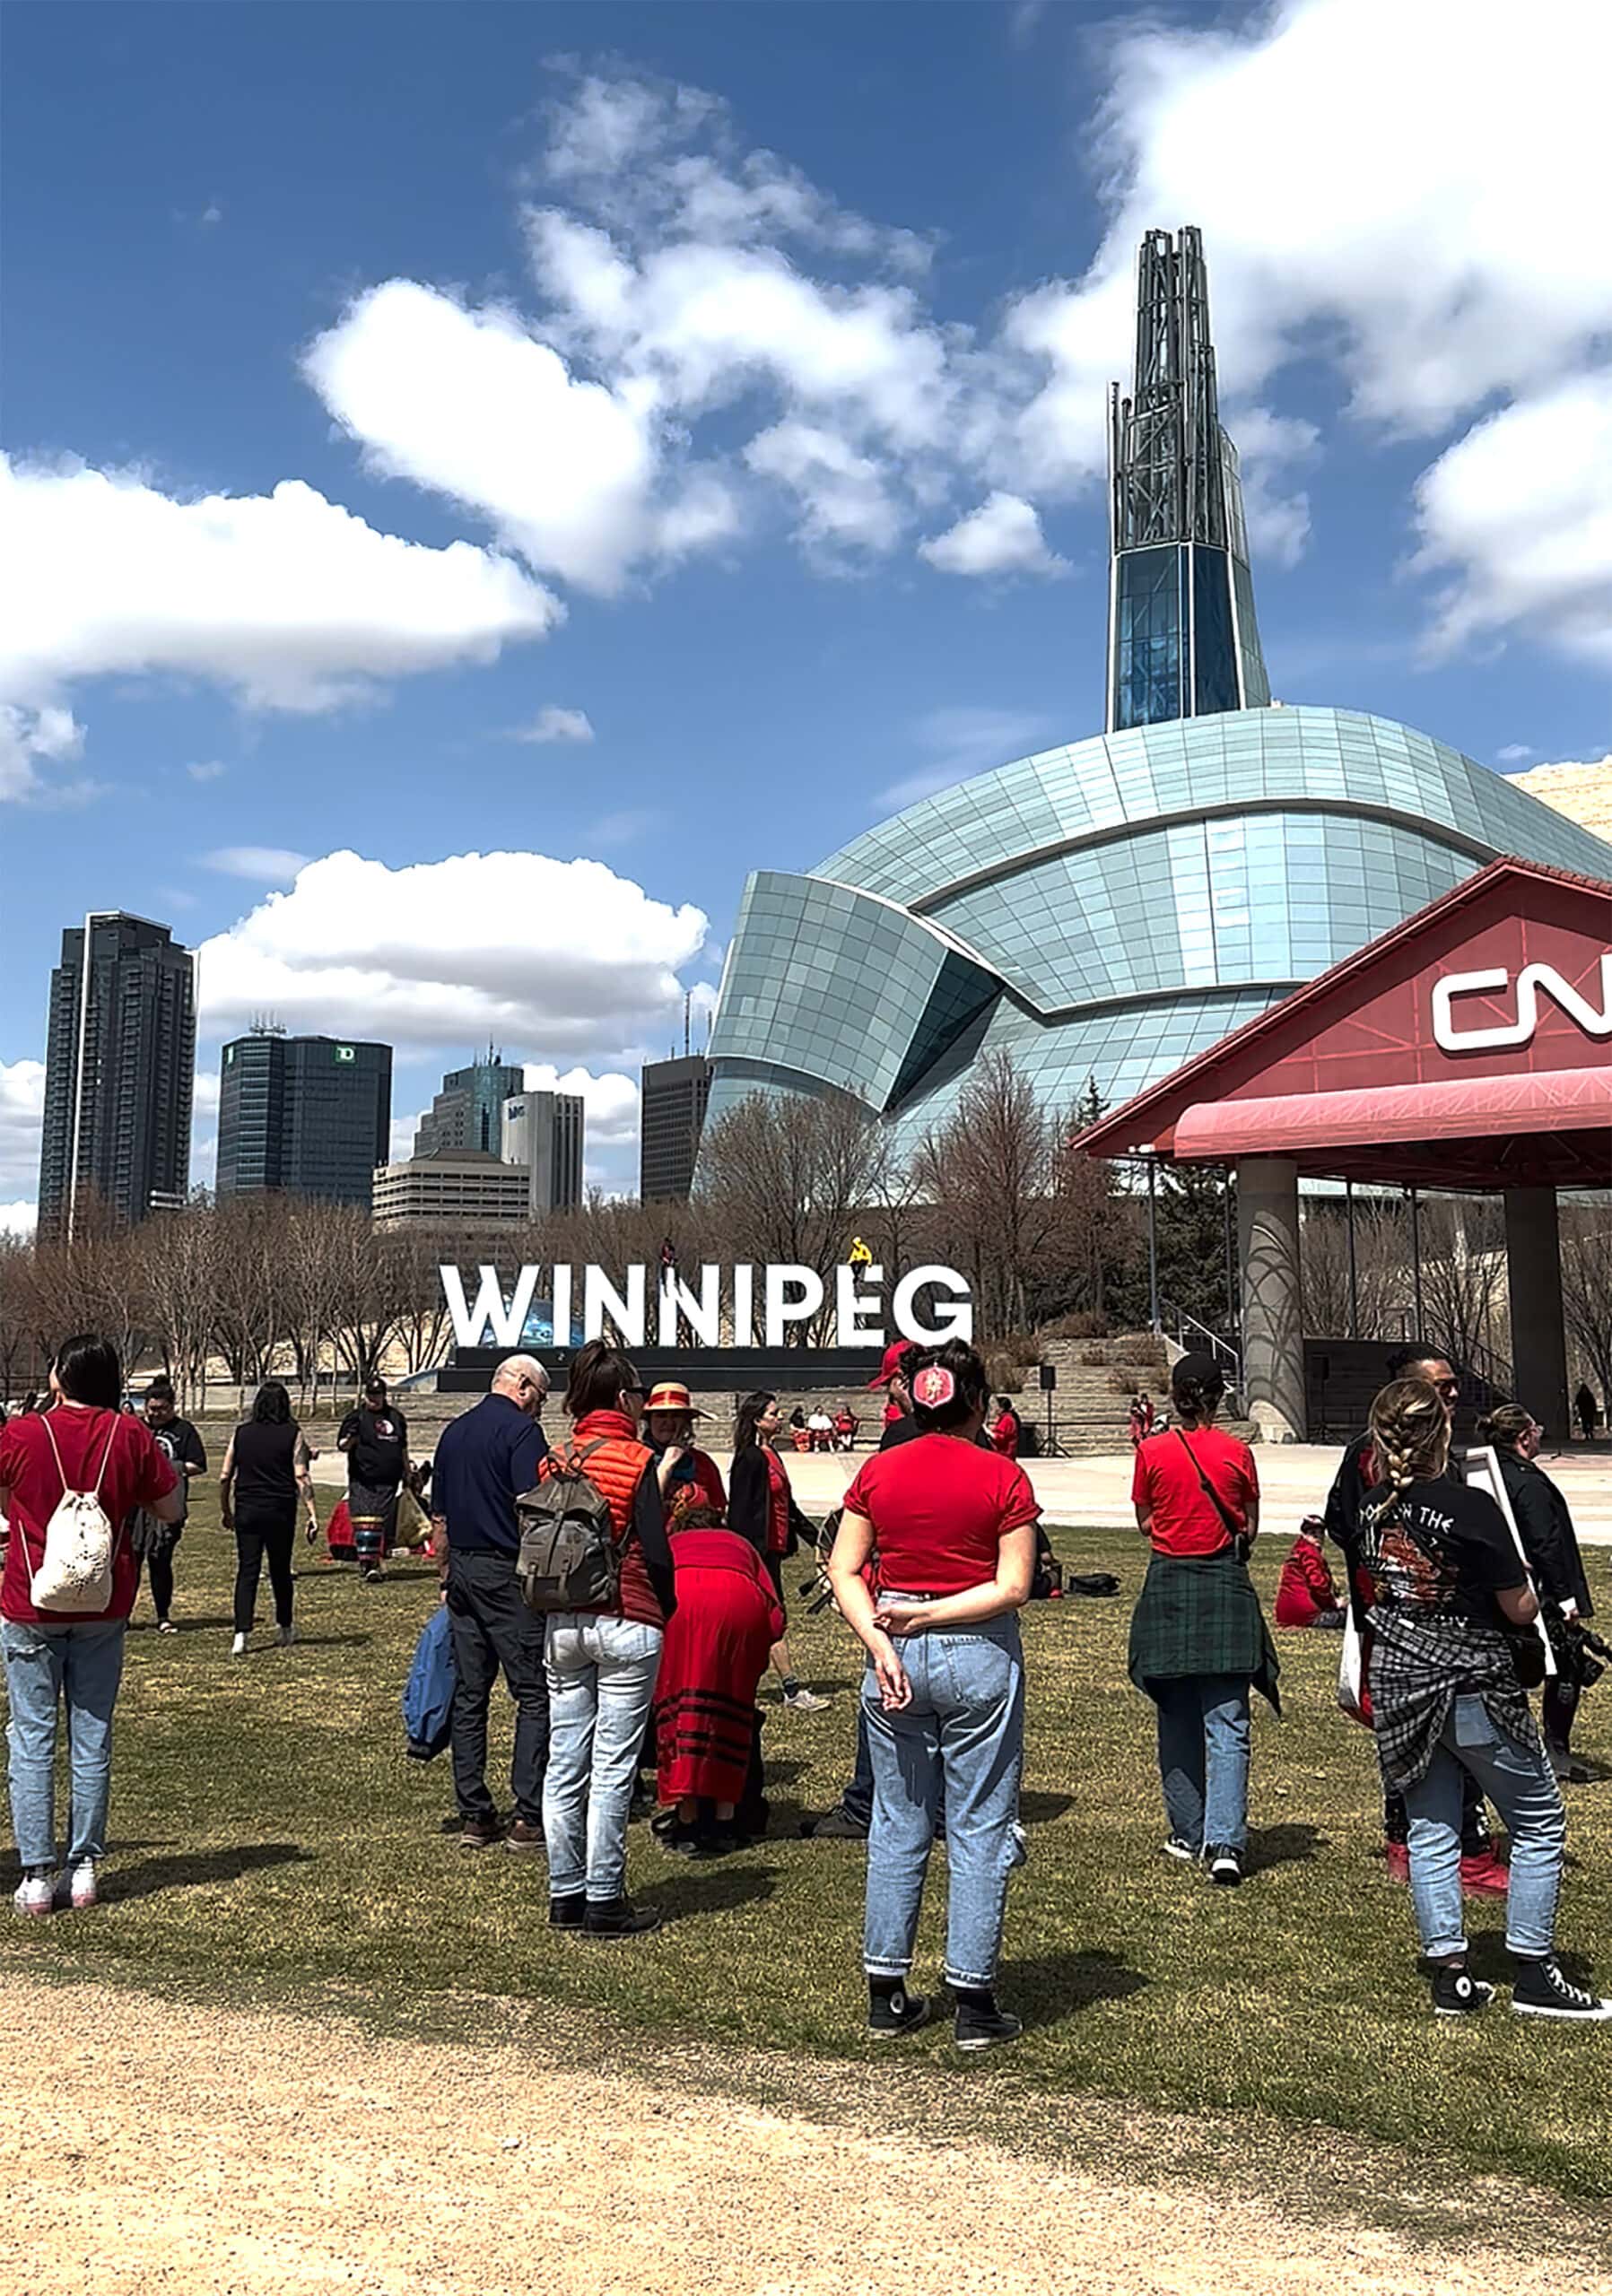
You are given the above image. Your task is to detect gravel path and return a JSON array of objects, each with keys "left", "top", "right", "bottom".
[{"left": 4, "top": 1972, "right": 1609, "bottom": 2296}]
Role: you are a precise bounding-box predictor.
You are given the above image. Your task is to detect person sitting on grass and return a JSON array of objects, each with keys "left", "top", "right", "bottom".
[
  {"left": 1358, "top": 1378, "right": 1610, "bottom": 2022},
  {"left": 1274, "top": 1516, "right": 1346, "bottom": 1630},
  {"left": 1128, "top": 1352, "right": 1276, "bottom": 1888},
  {"left": 652, "top": 1504, "right": 784, "bottom": 1858},
  {"left": 1, "top": 1334, "right": 181, "bottom": 1918},
  {"left": 827, "top": 1340, "right": 1039, "bottom": 2052}
]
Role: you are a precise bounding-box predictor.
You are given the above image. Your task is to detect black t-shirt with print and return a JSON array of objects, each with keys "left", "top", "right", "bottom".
[{"left": 1366, "top": 1473, "right": 1527, "bottom": 1628}]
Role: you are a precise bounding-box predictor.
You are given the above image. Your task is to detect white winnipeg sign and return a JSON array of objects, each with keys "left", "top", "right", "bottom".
[
  {"left": 440, "top": 1262, "right": 974, "bottom": 1352},
  {"left": 1432, "top": 951, "right": 1612, "bottom": 1055}
]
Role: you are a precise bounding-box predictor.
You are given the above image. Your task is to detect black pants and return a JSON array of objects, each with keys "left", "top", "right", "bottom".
[
  {"left": 1544, "top": 1678, "right": 1581, "bottom": 1771},
  {"left": 234, "top": 1507, "right": 296, "bottom": 1633},
  {"left": 445, "top": 1549, "right": 549, "bottom": 1824},
  {"left": 135, "top": 1546, "right": 177, "bottom": 1622}
]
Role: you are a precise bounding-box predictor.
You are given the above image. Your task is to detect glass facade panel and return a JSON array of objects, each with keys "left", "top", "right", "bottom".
[
  {"left": 1111, "top": 547, "right": 1186, "bottom": 730},
  {"left": 1191, "top": 547, "right": 1242, "bottom": 717}
]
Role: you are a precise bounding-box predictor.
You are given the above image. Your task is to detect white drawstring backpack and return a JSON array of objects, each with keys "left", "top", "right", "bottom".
[{"left": 29, "top": 1411, "right": 119, "bottom": 1613}]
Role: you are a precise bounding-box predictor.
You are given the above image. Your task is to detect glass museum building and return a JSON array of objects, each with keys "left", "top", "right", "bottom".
[{"left": 701, "top": 232, "right": 1612, "bottom": 1161}]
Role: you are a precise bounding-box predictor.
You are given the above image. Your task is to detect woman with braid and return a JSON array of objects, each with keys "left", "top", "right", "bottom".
[{"left": 1359, "top": 1379, "right": 1609, "bottom": 2021}]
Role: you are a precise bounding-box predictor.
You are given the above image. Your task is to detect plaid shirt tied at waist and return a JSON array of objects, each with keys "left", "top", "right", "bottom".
[
  {"left": 1128, "top": 1548, "right": 1280, "bottom": 1711},
  {"left": 1367, "top": 1603, "right": 1539, "bottom": 1793}
]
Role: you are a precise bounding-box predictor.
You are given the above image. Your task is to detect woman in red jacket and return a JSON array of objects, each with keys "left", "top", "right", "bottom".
[
  {"left": 540, "top": 1340, "right": 675, "bottom": 1941},
  {"left": 654, "top": 1503, "right": 785, "bottom": 1857}
]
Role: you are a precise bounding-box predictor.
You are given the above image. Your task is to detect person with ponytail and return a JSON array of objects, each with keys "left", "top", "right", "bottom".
[
  {"left": 1128, "top": 1352, "right": 1276, "bottom": 1888},
  {"left": 1476, "top": 1401, "right": 1595, "bottom": 1783},
  {"left": 1360, "top": 1378, "right": 1608, "bottom": 2021}
]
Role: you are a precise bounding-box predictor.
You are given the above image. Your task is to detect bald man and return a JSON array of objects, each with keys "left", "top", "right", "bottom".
[{"left": 432, "top": 1353, "right": 552, "bottom": 1852}]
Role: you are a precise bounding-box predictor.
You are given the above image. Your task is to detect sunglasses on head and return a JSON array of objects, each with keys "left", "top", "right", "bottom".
[{"left": 1433, "top": 1378, "right": 1460, "bottom": 1398}]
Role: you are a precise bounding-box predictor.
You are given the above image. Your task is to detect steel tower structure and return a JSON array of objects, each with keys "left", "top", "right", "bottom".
[{"left": 1106, "top": 227, "right": 1271, "bottom": 733}]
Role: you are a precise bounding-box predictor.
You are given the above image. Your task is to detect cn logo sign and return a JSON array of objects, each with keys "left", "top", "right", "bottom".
[{"left": 1433, "top": 952, "right": 1612, "bottom": 1053}]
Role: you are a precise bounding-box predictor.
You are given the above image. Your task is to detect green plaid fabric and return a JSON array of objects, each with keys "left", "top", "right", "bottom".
[{"left": 1128, "top": 1550, "right": 1281, "bottom": 1711}]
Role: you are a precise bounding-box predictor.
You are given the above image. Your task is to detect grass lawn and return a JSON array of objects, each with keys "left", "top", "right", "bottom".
[{"left": 5, "top": 1487, "right": 1612, "bottom": 2202}]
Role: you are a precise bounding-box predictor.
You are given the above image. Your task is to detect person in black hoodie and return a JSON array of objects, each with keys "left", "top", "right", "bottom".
[
  {"left": 1324, "top": 1342, "right": 1507, "bottom": 1895},
  {"left": 338, "top": 1376, "right": 410, "bottom": 1583},
  {"left": 1479, "top": 1402, "right": 1597, "bottom": 1782}
]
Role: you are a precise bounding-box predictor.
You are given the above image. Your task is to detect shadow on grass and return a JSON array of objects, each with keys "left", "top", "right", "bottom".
[
  {"left": 1244, "top": 1822, "right": 1326, "bottom": 1874},
  {"left": 1004, "top": 1944, "right": 1149, "bottom": 2028},
  {"left": 649, "top": 1860, "right": 780, "bottom": 1925},
  {"left": 1021, "top": 1790, "right": 1076, "bottom": 1824},
  {"left": 102, "top": 1843, "right": 313, "bottom": 1902}
]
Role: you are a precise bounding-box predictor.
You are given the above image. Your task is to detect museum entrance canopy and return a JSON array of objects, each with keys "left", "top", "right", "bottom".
[
  {"left": 1077, "top": 858, "right": 1612, "bottom": 1192},
  {"left": 1078, "top": 857, "right": 1612, "bottom": 1442}
]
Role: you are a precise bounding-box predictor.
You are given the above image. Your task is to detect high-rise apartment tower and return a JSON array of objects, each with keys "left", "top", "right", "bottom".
[
  {"left": 639, "top": 1055, "right": 711, "bottom": 1202},
  {"left": 39, "top": 912, "right": 196, "bottom": 1235}
]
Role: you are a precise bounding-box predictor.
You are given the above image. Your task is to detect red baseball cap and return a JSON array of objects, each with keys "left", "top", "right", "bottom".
[{"left": 867, "top": 1342, "right": 911, "bottom": 1390}]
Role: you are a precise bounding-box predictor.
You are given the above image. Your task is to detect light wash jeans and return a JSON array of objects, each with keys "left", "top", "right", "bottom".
[
  {"left": 543, "top": 1613, "right": 663, "bottom": 1902},
  {"left": 862, "top": 1615, "right": 1024, "bottom": 1991},
  {"left": 1402, "top": 1696, "right": 1565, "bottom": 1960},
  {"left": 1153, "top": 1674, "right": 1251, "bottom": 1853},
  {"left": 4, "top": 1618, "right": 126, "bottom": 1870}
]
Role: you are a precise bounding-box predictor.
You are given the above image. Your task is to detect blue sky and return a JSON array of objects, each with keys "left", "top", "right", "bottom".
[{"left": 4, "top": 0, "right": 1608, "bottom": 1217}]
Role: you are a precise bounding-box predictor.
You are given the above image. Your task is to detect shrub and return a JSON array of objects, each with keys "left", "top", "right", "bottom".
[
  {"left": 1078, "top": 1344, "right": 1110, "bottom": 1367},
  {"left": 1109, "top": 1368, "right": 1141, "bottom": 1396},
  {"left": 984, "top": 1351, "right": 1026, "bottom": 1397},
  {"left": 1115, "top": 1333, "right": 1168, "bottom": 1367},
  {"left": 1038, "top": 1309, "right": 1111, "bottom": 1342}
]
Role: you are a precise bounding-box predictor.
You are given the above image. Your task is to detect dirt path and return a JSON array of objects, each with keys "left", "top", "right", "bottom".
[{"left": 4, "top": 1972, "right": 1609, "bottom": 2296}]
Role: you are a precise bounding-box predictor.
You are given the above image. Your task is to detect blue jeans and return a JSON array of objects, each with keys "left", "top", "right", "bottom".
[
  {"left": 4, "top": 1618, "right": 126, "bottom": 1870},
  {"left": 1154, "top": 1674, "right": 1251, "bottom": 1851},
  {"left": 543, "top": 1613, "right": 663, "bottom": 1902},
  {"left": 1403, "top": 1697, "right": 1565, "bottom": 1960},
  {"left": 862, "top": 1617, "right": 1024, "bottom": 1990}
]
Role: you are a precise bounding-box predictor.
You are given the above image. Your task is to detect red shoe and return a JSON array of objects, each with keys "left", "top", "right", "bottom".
[
  {"left": 1460, "top": 1848, "right": 1510, "bottom": 1898},
  {"left": 1384, "top": 1841, "right": 1410, "bottom": 1884}
]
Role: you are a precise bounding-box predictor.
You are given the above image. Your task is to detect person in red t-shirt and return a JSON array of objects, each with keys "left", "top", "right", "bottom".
[
  {"left": 1274, "top": 1517, "right": 1346, "bottom": 1631},
  {"left": 1128, "top": 1352, "right": 1276, "bottom": 1889},
  {"left": 990, "top": 1399, "right": 1022, "bottom": 1459},
  {"left": 867, "top": 1342, "right": 913, "bottom": 1430},
  {"left": 0, "top": 1334, "right": 180, "bottom": 1918},
  {"left": 828, "top": 1340, "right": 1040, "bottom": 2052}
]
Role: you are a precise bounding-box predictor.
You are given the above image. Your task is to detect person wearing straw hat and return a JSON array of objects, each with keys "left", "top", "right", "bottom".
[{"left": 643, "top": 1382, "right": 726, "bottom": 1523}]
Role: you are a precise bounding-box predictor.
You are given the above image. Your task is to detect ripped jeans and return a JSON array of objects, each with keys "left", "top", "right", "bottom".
[{"left": 862, "top": 1613, "right": 1024, "bottom": 1990}]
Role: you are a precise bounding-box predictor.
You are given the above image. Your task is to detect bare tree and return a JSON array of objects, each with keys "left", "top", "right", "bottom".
[
  {"left": 1562, "top": 1206, "right": 1612, "bottom": 1414},
  {"left": 137, "top": 1199, "right": 221, "bottom": 1409},
  {"left": 1417, "top": 1196, "right": 1506, "bottom": 1375}
]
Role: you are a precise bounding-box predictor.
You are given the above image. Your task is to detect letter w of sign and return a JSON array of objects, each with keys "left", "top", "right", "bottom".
[
  {"left": 440, "top": 1265, "right": 539, "bottom": 1348},
  {"left": 1433, "top": 953, "right": 1612, "bottom": 1055}
]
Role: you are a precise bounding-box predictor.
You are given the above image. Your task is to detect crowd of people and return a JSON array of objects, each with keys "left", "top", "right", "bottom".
[{"left": 0, "top": 1324, "right": 1607, "bottom": 2035}]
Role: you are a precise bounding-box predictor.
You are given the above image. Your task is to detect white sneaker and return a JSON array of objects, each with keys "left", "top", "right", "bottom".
[
  {"left": 231, "top": 1631, "right": 249, "bottom": 1657},
  {"left": 277, "top": 1622, "right": 295, "bottom": 1648},
  {"left": 13, "top": 1873, "right": 53, "bottom": 1919},
  {"left": 62, "top": 1858, "right": 97, "bottom": 1911},
  {"left": 781, "top": 1686, "right": 830, "bottom": 1712}
]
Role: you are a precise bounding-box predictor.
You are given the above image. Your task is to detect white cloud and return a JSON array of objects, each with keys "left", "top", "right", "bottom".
[
  {"left": 1412, "top": 373, "right": 1612, "bottom": 668},
  {"left": 0, "top": 1199, "right": 37, "bottom": 1239},
  {"left": 522, "top": 1062, "right": 639, "bottom": 1145},
  {"left": 875, "top": 706, "right": 1059, "bottom": 812},
  {"left": 192, "top": 1071, "right": 222, "bottom": 1120},
  {"left": 195, "top": 847, "right": 710, "bottom": 1061},
  {"left": 205, "top": 847, "right": 310, "bottom": 883},
  {"left": 1496, "top": 744, "right": 1537, "bottom": 763},
  {"left": 201, "top": 203, "right": 222, "bottom": 227},
  {"left": 0, "top": 1059, "right": 46, "bottom": 1201},
  {"left": 919, "top": 492, "right": 1067, "bottom": 579},
  {"left": 187, "top": 760, "right": 228, "bottom": 782},
  {"left": 513, "top": 705, "right": 595, "bottom": 744},
  {"left": 0, "top": 700, "right": 86, "bottom": 804},
  {"left": 745, "top": 422, "right": 902, "bottom": 556},
  {"left": 388, "top": 1109, "right": 423, "bottom": 1164},
  {"left": 0, "top": 456, "right": 560, "bottom": 789}
]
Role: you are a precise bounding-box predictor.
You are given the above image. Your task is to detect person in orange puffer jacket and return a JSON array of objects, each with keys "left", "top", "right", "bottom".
[{"left": 539, "top": 1339, "right": 676, "bottom": 1942}]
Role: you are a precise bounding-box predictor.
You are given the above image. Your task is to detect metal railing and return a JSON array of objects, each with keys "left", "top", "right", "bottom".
[{"left": 1159, "top": 1299, "right": 1242, "bottom": 1384}]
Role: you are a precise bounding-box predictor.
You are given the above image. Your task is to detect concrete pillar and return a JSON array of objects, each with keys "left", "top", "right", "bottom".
[
  {"left": 1504, "top": 1187, "right": 1570, "bottom": 1441},
  {"left": 1236, "top": 1156, "right": 1305, "bottom": 1443}
]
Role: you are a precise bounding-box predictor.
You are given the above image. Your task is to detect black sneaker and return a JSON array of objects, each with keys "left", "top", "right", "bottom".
[
  {"left": 583, "top": 1896, "right": 662, "bottom": 1940},
  {"left": 868, "top": 1986, "right": 931, "bottom": 2041},
  {"left": 548, "top": 1892, "right": 585, "bottom": 1930},
  {"left": 953, "top": 1995, "right": 1023, "bottom": 2050},
  {"left": 1511, "top": 1955, "right": 1612, "bottom": 2021},
  {"left": 1206, "top": 1843, "right": 1243, "bottom": 1887},
  {"left": 800, "top": 1807, "right": 868, "bottom": 1840},
  {"left": 1431, "top": 1964, "right": 1494, "bottom": 2017},
  {"left": 1162, "top": 1835, "right": 1198, "bottom": 1865}
]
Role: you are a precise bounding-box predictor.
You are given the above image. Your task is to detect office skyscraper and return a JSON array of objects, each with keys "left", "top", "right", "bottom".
[
  {"left": 216, "top": 1029, "right": 392, "bottom": 1208},
  {"left": 501, "top": 1088, "right": 585, "bottom": 1213},
  {"left": 1107, "top": 226, "right": 1270, "bottom": 733},
  {"left": 39, "top": 912, "right": 196, "bottom": 1235},
  {"left": 640, "top": 1055, "right": 710, "bottom": 1202},
  {"left": 414, "top": 1051, "right": 525, "bottom": 1158}
]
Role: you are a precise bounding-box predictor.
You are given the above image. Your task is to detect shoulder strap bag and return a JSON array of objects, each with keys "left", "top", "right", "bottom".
[{"left": 1172, "top": 1426, "right": 1248, "bottom": 1561}]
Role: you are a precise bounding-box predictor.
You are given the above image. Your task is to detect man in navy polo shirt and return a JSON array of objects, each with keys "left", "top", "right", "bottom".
[{"left": 431, "top": 1353, "right": 550, "bottom": 1852}]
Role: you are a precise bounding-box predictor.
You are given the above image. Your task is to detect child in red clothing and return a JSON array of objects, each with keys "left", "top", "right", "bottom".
[{"left": 1274, "top": 1516, "right": 1346, "bottom": 1630}]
